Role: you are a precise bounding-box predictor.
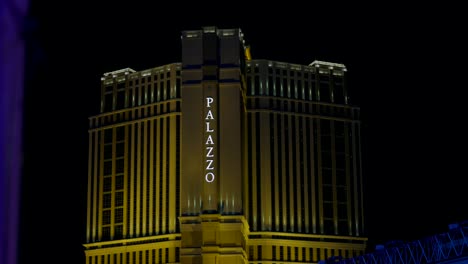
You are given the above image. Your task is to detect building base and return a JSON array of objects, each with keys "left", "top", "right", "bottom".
[{"left": 179, "top": 214, "right": 249, "bottom": 264}]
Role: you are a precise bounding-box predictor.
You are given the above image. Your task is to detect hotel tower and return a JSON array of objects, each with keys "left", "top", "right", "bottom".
[{"left": 84, "top": 26, "right": 366, "bottom": 264}]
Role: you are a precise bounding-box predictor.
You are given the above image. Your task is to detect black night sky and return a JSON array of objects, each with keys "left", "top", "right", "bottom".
[{"left": 19, "top": 2, "right": 466, "bottom": 264}]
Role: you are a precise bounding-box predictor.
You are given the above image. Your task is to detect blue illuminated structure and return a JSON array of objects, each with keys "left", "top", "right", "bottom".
[
  {"left": 0, "top": 0, "right": 29, "bottom": 264},
  {"left": 321, "top": 221, "right": 468, "bottom": 264}
]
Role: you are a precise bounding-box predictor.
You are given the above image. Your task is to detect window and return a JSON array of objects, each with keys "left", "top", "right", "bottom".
[
  {"left": 334, "top": 83, "right": 345, "bottom": 104},
  {"left": 103, "top": 161, "right": 112, "bottom": 175},
  {"left": 176, "top": 78, "right": 181, "bottom": 97},
  {"left": 275, "top": 77, "right": 280, "bottom": 96},
  {"left": 336, "top": 168, "right": 346, "bottom": 186},
  {"left": 319, "top": 82, "right": 330, "bottom": 102},
  {"left": 103, "top": 177, "right": 112, "bottom": 192},
  {"left": 323, "top": 186, "right": 333, "bottom": 203},
  {"left": 102, "top": 210, "right": 111, "bottom": 225},
  {"left": 175, "top": 247, "right": 180, "bottom": 262},
  {"left": 115, "top": 175, "right": 124, "bottom": 190},
  {"left": 254, "top": 76, "right": 259, "bottom": 95},
  {"left": 116, "top": 158, "right": 124, "bottom": 173},
  {"left": 338, "top": 203, "right": 347, "bottom": 219},
  {"left": 115, "top": 192, "right": 124, "bottom": 207},
  {"left": 298, "top": 80, "right": 303, "bottom": 99},
  {"left": 282, "top": 79, "right": 287, "bottom": 98},
  {"left": 134, "top": 87, "right": 139, "bottom": 106},
  {"left": 166, "top": 80, "right": 171, "bottom": 99},
  {"left": 104, "top": 145, "right": 112, "bottom": 160},
  {"left": 104, "top": 93, "right": 113, "bottom": 112},
  {"left": 103, "top": 194, "right": 112, "bottom": 208},
  {"left": 104, "top": 129, "right": 113, "bottom": 142},
  {"left": 321, "top": 151, "right": 332, "bottom": 168},
  {"left": 116, "top": 142, "right": 124, "bottom": 158},
  {"left": 115, "top": 208, "right": 123, "bottom": 223},
  {"left": 268, "top": 76, "right": 273, "bottom": 96},
  {"left": 102, "top": 226, "right": 110, "bottom": 240},
  {"left": 324, "top": 220, "right": 334, "bottom": 234},
  {"left": 322, "top": 168, "right": 332, "bottom": 184},
  {"left": 338, "top": 221, "right": 348, "bottom": 235},
  {"left": 114, "top": 225, "right": 123, "bottom": 239},
  {"left": 116, "top": 90, "right": 125, "bottom": 109},
  {"left": 305, "top": 81, "right": 310, "bottom": 100}
]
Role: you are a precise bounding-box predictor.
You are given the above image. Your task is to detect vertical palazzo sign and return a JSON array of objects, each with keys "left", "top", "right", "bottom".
[
  {"left": 202, "top": 84, "right": 219, "bottom": 213},
  {"left": 205, "top": 97, "right": 215, "bottom": 183}
]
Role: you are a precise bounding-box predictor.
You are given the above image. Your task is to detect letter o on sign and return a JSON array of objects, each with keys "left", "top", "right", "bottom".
[{"left": 205, "top": 172, "right": 215, "bottom": 183}]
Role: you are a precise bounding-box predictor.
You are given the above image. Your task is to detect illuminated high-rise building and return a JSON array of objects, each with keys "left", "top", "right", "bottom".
[{"left": 83, "top": 26, "right": 366, "bottom": 264}]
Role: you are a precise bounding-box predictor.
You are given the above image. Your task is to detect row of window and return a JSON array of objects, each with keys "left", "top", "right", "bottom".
[
  {"left": 88, "top": 247, "right": 179, "bottom": 264},
  {"left": 247, "top": 98, "right": 357, "bottom": 120},
  {"left": 246, "top": 63, "right": 344, "bottom": 78},
  {"left": 87, "top": 245, "right": 361, "bottom": 263},
  {"left": 90, "top": 101, "right": 181, "bottom": 129},
  {"left": 104, "top": 70, "right": 181, "bottom": 90},
  {"left": 103, "top": 74, "right": 345, "bottom": 113},
  {"left": 103, "top": 79, "right": 181, "bottom": 112},
  {"left": 246, "top": 74, "right": 345, "bottom": 103},
  {"left": 249, "top": 244, "right": 362, "bottom": 262}
]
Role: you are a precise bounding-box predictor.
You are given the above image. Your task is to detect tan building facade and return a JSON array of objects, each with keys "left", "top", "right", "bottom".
[{"left": 83, "top": 27, "right": 366, "bottom": 264}]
